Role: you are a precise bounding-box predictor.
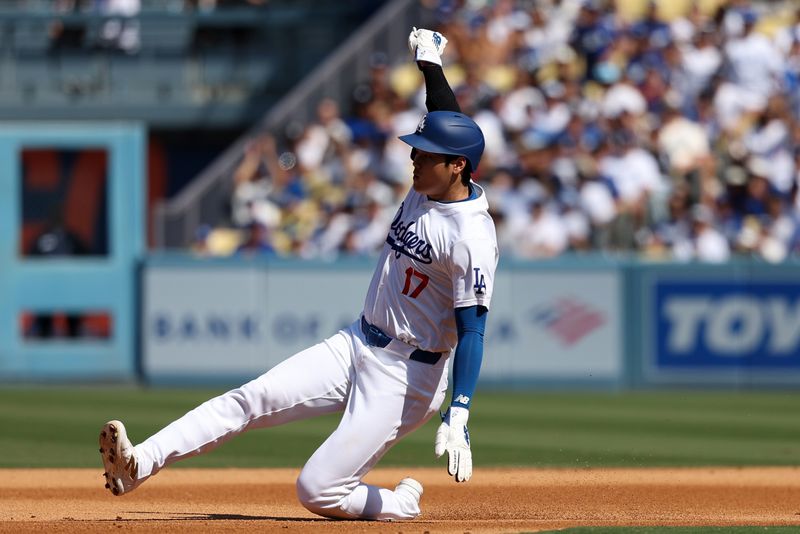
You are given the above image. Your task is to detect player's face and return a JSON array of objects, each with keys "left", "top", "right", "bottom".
[{"left": 410, "top": 149, "right": 466, "bottom": 201}]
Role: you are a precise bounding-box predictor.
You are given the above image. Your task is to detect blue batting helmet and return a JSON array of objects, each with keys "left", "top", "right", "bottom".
[{"left": 399, "top": 111, "right": 485, "bottom": 170}]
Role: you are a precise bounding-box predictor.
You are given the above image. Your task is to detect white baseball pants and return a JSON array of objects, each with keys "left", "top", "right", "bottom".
[{"left": 132, "top": 319, "right": 449, "bottom": 520}]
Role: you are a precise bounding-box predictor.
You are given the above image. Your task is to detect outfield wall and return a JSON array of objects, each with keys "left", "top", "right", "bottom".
[
  {"left": 3, "top": 252, "right": 800, "bottom": 387},
  {"left": 140, "top": 256, "right": 800, "bottom": 389},
  {"left": 142, "top": 256, "right": 623, "bottom": 386}
]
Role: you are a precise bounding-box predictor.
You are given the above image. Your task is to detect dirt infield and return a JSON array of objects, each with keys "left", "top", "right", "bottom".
[{"left": 2, "top": 467, "right": 800, "bottom": 533}]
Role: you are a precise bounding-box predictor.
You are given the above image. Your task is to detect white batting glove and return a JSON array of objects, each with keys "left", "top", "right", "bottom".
[
  {"left": 434, "top": 406, "right": 472, "bottom": 482},
  {"left": 408, "top": 26, "right": 448, "bottom": 67}
]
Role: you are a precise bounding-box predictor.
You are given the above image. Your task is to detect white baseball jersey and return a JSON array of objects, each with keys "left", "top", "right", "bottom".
[{"left": 363, "top": 182, "right": 499, "bottom": 352}]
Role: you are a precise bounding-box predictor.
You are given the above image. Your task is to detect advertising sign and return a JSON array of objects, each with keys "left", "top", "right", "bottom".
[
  {"left": 143, "top": 263, "right": 623, "bottom": 385},
  {"left": 483, "top": 271, "right": 621, "bottom": 382},
  {"left": 655, "top": 281, "right": 800, "bottom": 368},
  {"left": 143, "top": 265, "right": 371, "bottom": 380}
]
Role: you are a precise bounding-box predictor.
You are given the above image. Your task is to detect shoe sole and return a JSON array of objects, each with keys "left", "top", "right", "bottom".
[{"left": 98, "top": 420, "right": 132, "bottom": 496}]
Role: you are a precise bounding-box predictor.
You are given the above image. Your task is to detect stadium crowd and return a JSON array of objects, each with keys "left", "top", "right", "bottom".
[{"left": 222, "top": 0, "right": 800, "bottom": 263}]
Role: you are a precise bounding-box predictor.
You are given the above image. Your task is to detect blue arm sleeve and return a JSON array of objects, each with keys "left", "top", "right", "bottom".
[{"left": 451, "top": 305, "right": 488, "bottom": 409}]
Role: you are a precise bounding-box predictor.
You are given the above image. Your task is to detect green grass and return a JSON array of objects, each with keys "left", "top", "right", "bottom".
[{"left": 1, "top": 388, "right": 799, "bottom": 468}]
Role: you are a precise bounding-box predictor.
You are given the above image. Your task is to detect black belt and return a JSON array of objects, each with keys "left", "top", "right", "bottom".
[{"left": 360, "top": 316, "right": 442, "bottom": 365}]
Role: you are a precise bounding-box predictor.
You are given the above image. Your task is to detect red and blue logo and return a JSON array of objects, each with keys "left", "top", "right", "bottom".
[{"left": 531, "top": 297, "right": 606, "bottom": 346}]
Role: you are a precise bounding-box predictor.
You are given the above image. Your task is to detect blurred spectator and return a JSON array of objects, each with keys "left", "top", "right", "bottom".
[
  {"left": 686, "top": 204, "right": 731, "bottom": 263},
  {"left": 723, "top": 8, "right": 782, "bottom": 103},
  {"left": 473, "top": 92, "right": 512, "bottom": 170},
  {"left": 349, "top": 52, "right": 400, "bottom": 130},
  {"left": 570, "top": 0, "right": 617, "bottom": 82},
  {"left": 498, "top": 67, "right": 544, "bottom": 133},
  {"left": 680, "top": 24, "right": 722, "bottom": 102},
  {"left": 96, "top": 0, "right": 141, "bottom": 54},
  {"left": 775, "top": 7, "right": 800, "bottom": 56},
  {"left": 597, "top": 129, "right": 663, "bottom": 231},
  {"left": 794, "top": 146, "right": 800, "bottom": 213},
  {"left": 231, "top": 134, "right": 281, "bottom": 229},
  {"left": 657, "top": 102, "right": 711, "bottom": 176},
  {"left": 531, "top": 80, "right": 571, "bottom": 141},
  {"left": 741, "top": 157, "right": 772, "bottom": 217},
  {"left": 757, "top": 194, "right": 796, "bottom": 262},
  {"left": 344, "top": 198, "right": 395, "bottom": 256},
  {"left": 783, "top": 35, "right": 800, "bottom": 119},
  {"left": 576, "top": 155, "right": 617, "bottom": 249},
  {"left": 522, "top": 5, "right": 570, "bottom": 69},
  {"left": 308, "top": 204, "right": 356, "bottom": 259},
  {"left": 600, "top": 68, "right": 647, "bottom": 119},
  {"left": 670, "top": 1, "right": 711, "bottom": 45},
  {"left": 561, "top": 201, "right": 591, "bottom": 252},
  {"left": 743, "top": 97, "right": 795, "bottom": 197},
  {"left": 631, "top": 1, "right": 670, "bottom": 50},
  {"left": 484, "top": 169, "right": 537, "bottom": 236},
  {"left": 516, "top": 199, "right": 568, "bottom": 258},
  {"left": 295, "top": 98, "right": 353, "bottom": 183},
  {"left": 235, "top": 221, "right": 276, "bottom": 257},
  {"left": 454, "top": 62, "right": 499, "bottom": 115}
]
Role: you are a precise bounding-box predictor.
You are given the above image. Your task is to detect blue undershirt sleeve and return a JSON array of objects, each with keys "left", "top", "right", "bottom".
[{"left": 451, "top": 305, "right": 488, "bottom": 410}]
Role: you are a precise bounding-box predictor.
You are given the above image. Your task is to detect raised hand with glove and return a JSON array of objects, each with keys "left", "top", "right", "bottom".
[
  {"left": 408, "top": 26, "right": 448, "bottom": 66},
  {"left": 435, "top": 406, "right": 472, "bottom": 482},
  {"left": 406, "top": 26, "right": 461, "bottom": 125}
]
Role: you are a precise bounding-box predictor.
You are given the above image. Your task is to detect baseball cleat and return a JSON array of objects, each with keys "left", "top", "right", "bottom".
[
  {"left": 99, "top": 420, "right": 138, "bottom": 496},
  {"left": 394, "top": 477, "right": 423, "bottom": 505}
]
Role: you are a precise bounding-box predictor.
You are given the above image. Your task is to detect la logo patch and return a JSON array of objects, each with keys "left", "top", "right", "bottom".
[
  {"left": 473, "top": 267, "right": 486, "bottom": 295},
  {"left": 416, "top": 114, "right": 427, "bottom": 134}
]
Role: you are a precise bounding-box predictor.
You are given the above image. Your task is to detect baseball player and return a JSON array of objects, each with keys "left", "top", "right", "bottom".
[{"left": 99, "top": 27, "right": 498, "bottom": 521}]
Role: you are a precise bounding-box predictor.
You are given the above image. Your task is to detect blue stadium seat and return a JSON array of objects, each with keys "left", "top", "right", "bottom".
[
  {"left": 139, "top": 16, "right": 194, "bottom": 55},
  {"left": 57, "top": 52, "right": 107, "bottom": 100},
  {"left": 13, "top": 57, "right": 59, "bottom": 105},
  {"left": 12, "top": 17, "right": 52, "bottom": 55},
  {"left": 140, "top": 0, "right": 186, "bottom": 10},
  {"left": 199, "top": 47, "right": 237, "bottom": 87},
  {"left": 109, "top": 54, "right": 188, "bottom": 105},
  {"left": 242, "top": 52, "right": 275, "bottom": 89}
]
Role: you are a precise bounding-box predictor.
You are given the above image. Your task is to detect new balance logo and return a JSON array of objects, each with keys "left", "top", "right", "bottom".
[{"left": 454, "top": 394, "right": 470, "bottom": 405}]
